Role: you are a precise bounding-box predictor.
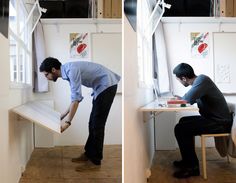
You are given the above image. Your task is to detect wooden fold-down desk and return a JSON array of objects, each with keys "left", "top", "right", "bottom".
[
  {"left": 140, "top": 99, "right": 199, "bottom": 149},
  {"left": 10, "top": 101, "right": 61, "bottom": 134},
  {"left": 140, "top": 99, "right": 198, "bottom": 122}
]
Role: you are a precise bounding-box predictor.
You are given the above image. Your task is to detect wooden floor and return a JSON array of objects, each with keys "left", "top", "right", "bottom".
[
  {"left": 149, "top": 148, "right": 236, "bottom": 183},
  {"left": 19, "top": 145, "right": 121, "bottom": 183}
]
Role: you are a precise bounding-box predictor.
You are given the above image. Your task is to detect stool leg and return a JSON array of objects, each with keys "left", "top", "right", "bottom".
[{"left": 201, "top": 136, "right": 207, "bottom": 179}]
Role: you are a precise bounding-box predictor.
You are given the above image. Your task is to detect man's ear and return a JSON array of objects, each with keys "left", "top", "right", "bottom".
[
  {"left": 182, "top": 77, "right": 187, "bottom": 82},
  {"left": 51, "top": 68, "right": 56, "bottom": 73}
]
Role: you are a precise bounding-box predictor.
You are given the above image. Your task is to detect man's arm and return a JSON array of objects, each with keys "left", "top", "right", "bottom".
[
  {"left": 66, "top": 101, "right": 79, "bottom": 122},
  {"left": 61, "top": 107, "right": 70, "bottom": 120},
  {"left": 61, "top": 66, "right": 83, "bottom": 133},
  {"left": 61, "top": 101, "right": 79, "bottom": 133},
  {"left": 182, "top": 77, "right": 209, "bottom": 104}
]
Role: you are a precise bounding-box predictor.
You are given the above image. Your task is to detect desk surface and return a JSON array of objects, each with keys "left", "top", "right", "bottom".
[
  {"left": 11, "top": 101, "right": 61, "bottom": 134},
  {"left": 140, "top": 100, "right": 198, "bottom": 112}
]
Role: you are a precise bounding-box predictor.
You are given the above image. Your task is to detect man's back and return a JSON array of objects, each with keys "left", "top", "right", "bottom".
[
  {"left": 183, "top": 74, "right": 231, "bottom": 122},
  {"left": 61, "top": 61, "right": 120, "bottom": 100}
]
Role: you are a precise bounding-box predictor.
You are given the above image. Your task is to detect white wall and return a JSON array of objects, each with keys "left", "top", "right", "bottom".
[
  {"left": 124, "top": 16, "right": 155, "bottom": 183},
  {"left": 41, "top": 20, "right": 122, "bottom": 145},
  {"left": 163, "top": 19, "right": 236, "bottom": 99},
  {"left": 0, "top": 34, "right": 34, "bottom": 183},
  {"left": 157, "top": 19, "right": 236, "bottom": 148}
]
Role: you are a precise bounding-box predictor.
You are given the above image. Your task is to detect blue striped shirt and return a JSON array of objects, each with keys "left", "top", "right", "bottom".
[{"left": 61, "top": 61, "right": 120, "bottom": 102}]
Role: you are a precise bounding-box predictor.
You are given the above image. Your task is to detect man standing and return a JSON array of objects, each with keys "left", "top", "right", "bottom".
[
  {"left": 40, "top": 57, "right": 120, "bottom": 169},
  {"left": 172, "top": 63, "right": 232, "bottom": 178}
]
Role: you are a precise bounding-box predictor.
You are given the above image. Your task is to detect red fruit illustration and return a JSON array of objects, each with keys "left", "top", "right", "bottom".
[
  {"left": 198, "top": 43, "right": 208, "bottom": 53},
  {"left": 77, "top": 43, "right": 87, "bottom": 54}
]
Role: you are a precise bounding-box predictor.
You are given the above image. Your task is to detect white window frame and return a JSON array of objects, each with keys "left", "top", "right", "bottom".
[
  {"left": 137, "top": 0, "right": 170, "bottom": 88},
  {"left": 20, "top": 1, "right": 42, "bottom": 36},
  {"left": 145, "top": 0, "right": 170, "bottom": 38},
  {"left": 137, "top": 0, "right": 153, "bottom": 88},
  {"left": 9, "top": 0, "right": 43, "bottom": 88}
]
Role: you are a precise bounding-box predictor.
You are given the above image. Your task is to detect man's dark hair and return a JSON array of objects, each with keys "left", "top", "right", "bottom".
[
  {"left": 173, "top": 63, "right": 196, "bottom": 79},
  {"left": 40, "top": 57, "right": 62, "bottom": 72}
]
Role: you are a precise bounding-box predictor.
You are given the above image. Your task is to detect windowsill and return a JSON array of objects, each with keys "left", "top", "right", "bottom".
[{"left": 10, "top": 82, "right": 32, "bottom": 89}]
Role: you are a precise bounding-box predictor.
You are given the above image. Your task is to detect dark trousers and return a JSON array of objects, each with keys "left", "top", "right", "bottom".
[
  {"left": 85, "top": 85, "right": 117, "bottom": 164},
  {"left": 175, "top": 115, "right": 232, "bottom": 167}
]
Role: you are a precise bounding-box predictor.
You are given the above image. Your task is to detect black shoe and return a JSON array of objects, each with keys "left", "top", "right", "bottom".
[
  {"left": 84, "top": 152, "right": 101, "bottom": 165},
  {"left": 71, "top": 153, "right": 89, "bottom": 163},
  {"left": 75, "top": 160, "right": 101, "bottom": 172},
  {"left": 90, "top": 158, "right": 101, "bottom": 165},
  {"left": 173, "top": 167, "right": 200, "bottom": 179},
  {"left": 173, "top": 160, "right": 187, "bottom": 168}
]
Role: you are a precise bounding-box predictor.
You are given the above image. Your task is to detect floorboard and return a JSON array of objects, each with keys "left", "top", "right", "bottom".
[
  {"left": 149, "top": 148, "right": 236, "bottom": 183},
  {"left": 19, "top": 145, "right": 121, "bottom": 183}
]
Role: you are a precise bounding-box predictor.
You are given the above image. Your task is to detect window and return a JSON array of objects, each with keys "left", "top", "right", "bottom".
[
  {"left": 146, "top": 0, "right": 167, "bottom": 36},
  {"left": 137, "top": 0, "right": 170, "bottom": 89},
  {"left": 137, "top": 0, "right": 153, "bottom": 88},
  {"left": 9, "top": 0, "right": 42, "bottom": 86},
  {"left": 153, "top": 22, "right": 171, "bottom": 95}
]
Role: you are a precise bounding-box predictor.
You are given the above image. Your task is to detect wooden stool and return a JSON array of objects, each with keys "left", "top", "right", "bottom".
[{"left": 201, "top": 133, "right": 230, "bottom": 179}]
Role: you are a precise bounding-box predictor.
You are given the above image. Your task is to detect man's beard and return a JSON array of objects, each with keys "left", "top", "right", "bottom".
[
  {"left": 52, "top": 75, "right": 58, "bottom": 82},
  {"left": 183, "top": 83, "right": 189, "bottom": 87}
]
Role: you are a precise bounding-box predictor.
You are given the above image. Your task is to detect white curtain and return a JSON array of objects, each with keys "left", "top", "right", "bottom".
[
  {"left": 32, "top": 21, "right": 48, "bottom": 92},
  {"left": 153, "top": 21, "right": 171, "bottom": 94}
]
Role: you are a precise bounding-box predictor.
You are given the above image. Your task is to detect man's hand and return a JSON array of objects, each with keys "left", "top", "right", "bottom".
[
  {"left": 174, "top": 95, "right": 182, "bottom": 100},
  {"left": 60, "top": 121, "right": 71, "bottom": 133}
]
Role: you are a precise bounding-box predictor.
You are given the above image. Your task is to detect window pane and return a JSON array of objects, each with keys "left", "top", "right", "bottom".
[
  {"left": 19, "top": 1, "right": 41, "bottom": 44},
  {"left": 31, "top": 3, "right": 41, "bottom": 33},
  {"left": 9, "top": 36, "right": 17, "bottom": 82},
  {"left": 9, "top": 0, "right": 17, "bottom": 34},
  {"left": 9, "top": 0, "right": 36, "bottom": 85},
  {"left": 14, "top": 72, "right": 17, "bottom": 80},
  {"left": 137, "top": 0, "right": 153, "bottom": 88},
  {"left": 19, "top": 2, "right": 28, "bottom": 45},
  {"left": 19, "top": 47, "right": 26, "bottom": 83},
  {"left": 24, "top": 1, "right": 41, "bottom": 35}
]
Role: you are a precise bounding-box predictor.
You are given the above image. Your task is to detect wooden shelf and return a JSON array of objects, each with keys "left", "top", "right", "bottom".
[
  {"left": 40, "top": 18, "right": 122, "bottom": 25},
  {"left": 161, "top": 17, "right": 236, "bottom": 23}
]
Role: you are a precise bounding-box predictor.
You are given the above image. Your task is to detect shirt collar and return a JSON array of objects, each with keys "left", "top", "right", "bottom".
[{"left": 61, "top": 65, "right": 68, "bottom": 80}]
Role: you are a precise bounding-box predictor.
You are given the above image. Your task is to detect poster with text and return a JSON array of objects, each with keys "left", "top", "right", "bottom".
[
  {"left": 191, "top": 32, "right": 209, "bottom": 59},
  {"left": 70, "top": 33, "right": 89, "bottom": 59}
]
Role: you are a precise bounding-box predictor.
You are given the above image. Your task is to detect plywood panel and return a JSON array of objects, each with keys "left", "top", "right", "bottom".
[
  {"left": 111, "top": 0, "right": 122, "bottom": 18},
  {"left": 97, "top": 0, "right": 104, "bottom": 18},
  {"left": 111, "top": 0, "right": 119, "bottom": 18},
  {"left": 11, "top": 101, "right": 61, "bottom": 134},
  {"left": 103, "top": 0, "right": 112, "bottom": 18},
  {"left": 220, "top": 0, "right": 234, "bottom": 17}
]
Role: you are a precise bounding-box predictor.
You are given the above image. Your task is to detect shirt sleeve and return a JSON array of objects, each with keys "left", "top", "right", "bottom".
[
  {"left": 182, "top": 77, "right": 209, "bottom": 105},
  {"left": 68, "top": 67, "right": 84, "bottom": 102}
]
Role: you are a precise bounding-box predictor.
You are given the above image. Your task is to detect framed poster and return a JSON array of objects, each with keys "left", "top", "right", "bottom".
[
  {"left": 191, "top": 32, "right": 209, "bottom": 59},
  {"left": 69, "top": 33, "right": 89, "bottom": 59}
]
